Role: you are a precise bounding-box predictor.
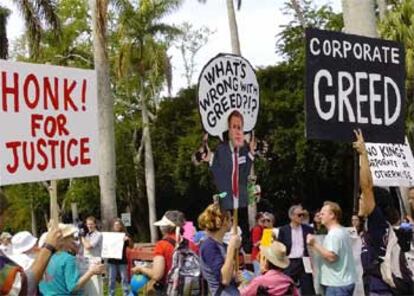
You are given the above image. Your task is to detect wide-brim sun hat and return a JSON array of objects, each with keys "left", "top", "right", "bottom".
[
  {"left": 0, "top": 232, "right": 12, "bottom": 240},
  {"left": 11, "top": 231, "right": 38, "bottom": 254},
  {"left": 259, "top": 241, "right": 290, "bottom": 269},
  {"left": 153, "top": 215, "right": 176, "bottom": 227},
  {"left": 58, "top": 223, "right": 78, "bottom": 238}
]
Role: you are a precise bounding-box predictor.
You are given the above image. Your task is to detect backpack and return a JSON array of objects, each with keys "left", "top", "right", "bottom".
[
  {"left": 165, "top": 238, "right": 205, "bottom": 296},
  {"left": 379, "top": 224, "right": 414, "bottom": 295}
]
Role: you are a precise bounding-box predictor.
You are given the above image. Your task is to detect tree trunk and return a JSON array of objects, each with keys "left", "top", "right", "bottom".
[
  {"left": 141, "top": 92, "right": 158, "bottom": 243},
  {"left": 226, "top": 0, "right": 241, "bottom": 55},
  {"left": 377, "top": 0, "right": 387, "bottom": 20},
  {"left": 89, "top": 0, "right": 117, "bottom": 230},
  {"left": 342, "top": 0, "right": 378, "bottom": 38}
]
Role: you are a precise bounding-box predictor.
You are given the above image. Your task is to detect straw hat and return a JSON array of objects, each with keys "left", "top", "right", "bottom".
[
  {"left": 259, "top": 241, "right": 290, "bottom": 269},
  {"left": 11, "top": 231, "right": 37, "bottom": 254},
  {"left": 58, "top": 223, "right": 78, "bottom": 238}
]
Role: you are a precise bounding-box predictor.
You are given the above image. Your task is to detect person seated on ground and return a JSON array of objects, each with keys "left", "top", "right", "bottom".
[
  {"left": 39, "top": 223, "right": 105, "bottom": 296},
  {"left": 131, "top": 210, "right": 198, "bottom": 292},
  {"left": 198, "top": 203, "right": 241, "bottom": 296},
  {"left": 0, "top": 222, "right": 62, "bottom": 295},
  {"left": 353, "top": 129, "right": 413, "bottom": 296},
  {"left": 239, "top": 241, "right": 299, "bottom": 296}
]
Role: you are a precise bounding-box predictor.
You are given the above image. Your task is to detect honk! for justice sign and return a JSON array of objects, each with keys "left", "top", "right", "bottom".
[
  {"left": 0, "top": 60, "right": 99, "bottom": 185},
  {"left": 305, "top": 28, "right": 406, "bottom": 144}
]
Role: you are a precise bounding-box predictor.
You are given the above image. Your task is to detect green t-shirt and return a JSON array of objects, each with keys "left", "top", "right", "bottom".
[{"left": 320, "top": 226, "right": 356, "bottom": 287}]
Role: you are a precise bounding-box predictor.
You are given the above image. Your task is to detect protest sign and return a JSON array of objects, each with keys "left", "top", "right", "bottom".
[
  {"left": 101, "top": 232, "right": 125, "bottom": 259},
  {"left": 198, "top": 53, "right": 259, "bottom": 140},
  {"left": 365, "top": 138, "right": 414, "bottom": 187},
  {"left": 0, "top": 60, "right": 99, "bottom": 185},
  {"left": 121, "top": 213, "right": 131, "bottom": 227},
  {"left": 305, "top": 28, "right": 405, "bottom": 144}
]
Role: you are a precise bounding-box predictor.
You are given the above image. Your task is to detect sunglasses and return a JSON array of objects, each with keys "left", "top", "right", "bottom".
[{"left": 296, "top": 213, "right": 304, "bottom": 217}]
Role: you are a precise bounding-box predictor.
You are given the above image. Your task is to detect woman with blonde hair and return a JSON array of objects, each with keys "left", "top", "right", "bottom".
[{"left": 198, "top": 203, "right": 241, "bottom": 296}]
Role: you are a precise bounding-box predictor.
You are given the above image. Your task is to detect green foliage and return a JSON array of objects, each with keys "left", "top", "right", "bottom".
[{"left": 379, "top": 0, "right": 414, "bottom": 144}]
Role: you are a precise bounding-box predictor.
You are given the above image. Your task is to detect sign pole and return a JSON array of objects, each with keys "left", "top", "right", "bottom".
[
  {"left": 353, "top": 151, "right": 360, "bottom": 214},
  {"left": 50, "top": 180, "right": 59, "bottom": 227},
  {"left": 233, "top": 207, "right": 239, "bottom": 272}
]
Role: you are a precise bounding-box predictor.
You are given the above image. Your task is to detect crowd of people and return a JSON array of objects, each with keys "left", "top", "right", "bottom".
[{"left": 1, "top": 131, "right": 414, "bottom": 296}]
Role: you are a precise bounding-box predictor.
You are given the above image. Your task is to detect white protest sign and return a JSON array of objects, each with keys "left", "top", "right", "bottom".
[
  {"left": 121, "top": 213, "right": 131, "bottom": 227},
  {"left": 366, "top": 138, "right": 414, "bottom": 187},
  {"left": 101, "top": 232, "right": 125, "bottom": 259},
  {"left": 0, "top": 60, "right": 99, "bottom": 185},
  {"left": 198, "top": 53, "right": 259, "bottom": 140}
]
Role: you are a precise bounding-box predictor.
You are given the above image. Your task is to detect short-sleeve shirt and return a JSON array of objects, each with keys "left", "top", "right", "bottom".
[
  {"left": 200, "top": 237, "right": 240, "bottom": 296},
  {"left": 361, "top": 206, "right": 392, "bottom": 293},
  {"left": 39, "top": 251, "right": 82, "bottom": 295},
  {"left": 251, "top": 225, "right": 263, "bottom": 261},
  {"left": 320, "top": 226, "right": 356, "bottom": 287},
  {"left": 153, "top": 234, "right": 198, "bottom": 283},
  {"left": 84, "top": 230, "right": 102, "bottom": 258}
]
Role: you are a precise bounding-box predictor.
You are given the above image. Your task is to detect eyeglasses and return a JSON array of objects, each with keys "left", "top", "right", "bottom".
[
  {"left": 263, "top": 219, "right": 271, "bottom": 222},
  {"left": 296, "top": 213, "right": 304, "bottom": 217}
]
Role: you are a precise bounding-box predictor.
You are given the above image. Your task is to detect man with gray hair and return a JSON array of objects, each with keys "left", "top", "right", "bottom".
[{"left": 278, "top": 205, "right": 315, "bottom": 295}]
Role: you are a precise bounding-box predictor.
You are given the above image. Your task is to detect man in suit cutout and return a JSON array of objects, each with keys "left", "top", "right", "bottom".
[
  {"left": 203, "top": 110, "right": 255, "bottom": 210},
  {"left": 278, "top": 205, "right": 315, "bottom": 295}
]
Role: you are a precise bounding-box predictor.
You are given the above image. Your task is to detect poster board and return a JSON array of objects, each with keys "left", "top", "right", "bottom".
[
  {"left": 0, "top": 60, "right": 99, "bottom": 185},
  {"left": 305, "top": 28, "right": 405, "bottom": 143},
  {"left": 101, "top": 232, "right": 125, "bottom": 259}
]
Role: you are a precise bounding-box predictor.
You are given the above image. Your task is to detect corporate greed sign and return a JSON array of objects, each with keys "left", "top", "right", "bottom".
[
  {"left": 198, "top": 53, "right": 259, "bottom": 139},
  {"left": 306, "top": 28, "right": 405, "bottom": 144},
  {"left": 0, "top": 60, "right": 99, "bottom": 185}
]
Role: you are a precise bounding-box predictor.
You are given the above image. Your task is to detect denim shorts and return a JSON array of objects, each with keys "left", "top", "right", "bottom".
[{"left": 325, "top": 283, "right": 355, "bottom": 296}]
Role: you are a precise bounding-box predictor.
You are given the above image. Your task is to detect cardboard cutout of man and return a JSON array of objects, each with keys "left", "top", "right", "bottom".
[{"left": 202, "top": 110, "right": 256, "bottom": 210}]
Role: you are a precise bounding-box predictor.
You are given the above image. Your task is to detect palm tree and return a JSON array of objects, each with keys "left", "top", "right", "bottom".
[
  {"left": 89, "top": 0, "right": 118, "bottom": 230},
  {"left": 12, "top": 0, "right": 60, "bottom": 59},
  {"left": 379, "top": 0, "right": 414, "bottom": 145},
  {"left": 341, "top": 0, "right": 377, "bottom": 38},
  {"left": 0, "top": 6, "right": 10, "bottom": 59},
  {"left": 115, "top": 0, "right": 182, "bottom": 242}
]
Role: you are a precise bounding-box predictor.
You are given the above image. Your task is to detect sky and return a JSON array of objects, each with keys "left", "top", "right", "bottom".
[{"left": 0, "top": 0, "right": 340, "bottom": 94}]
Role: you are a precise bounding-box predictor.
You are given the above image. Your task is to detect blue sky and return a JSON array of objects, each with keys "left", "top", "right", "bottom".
[{"left": 0, "top": 0, "right": 340, "bottom": 94}]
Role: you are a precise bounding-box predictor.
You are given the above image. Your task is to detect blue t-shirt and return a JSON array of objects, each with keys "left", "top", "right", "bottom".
[
  {"left": 361, "top": 206, "right": 392, "bottom": 293},
  {"left": 39, "top": 251, "right": 82, "bottom": 295},
  {"left": 200, "top": 237, "right": 240, "bottom": 296}
]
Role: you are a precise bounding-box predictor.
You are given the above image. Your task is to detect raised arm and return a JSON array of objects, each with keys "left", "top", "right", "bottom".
[{"left": 353, "top": 129, "right": 375, "bottom": 217}]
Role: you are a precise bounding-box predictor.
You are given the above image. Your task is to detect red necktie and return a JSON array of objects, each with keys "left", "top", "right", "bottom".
[{"left": 232, "top": 147, "right": 239, "bottom": 198}]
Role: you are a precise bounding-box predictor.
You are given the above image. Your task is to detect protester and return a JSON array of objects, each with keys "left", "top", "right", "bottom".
[
  {"left": 0, "top": 222, "right": 62, "bottom": 295},
  {"left": 302, "top": 209, "right": 310, "bottom": 225},
  {"left": 0, "top": 231, "right": 12, "bottom": 253},
  {"left": 250, "top": 212, "right": 265, "bottom": 275},
  {"left": 277, "top": 205, "right": 315, "bottom": 295},
  {"left": 312, "top": 210, "right": 328, "bottom": 235},
  {"left": 107, "top": 218, "right": 132, "bottom": 296},
  {"left": 354, "top": 129, "right": 413, "bottom": 295},
  {"left": 350, "top": 214, "right": 363, "bottom": 236},
  {"left": 81, "top": 216, "right": 102, "bottom": 258},
  {"left": 263, "top": 212, "right": 278, "bottom": 239},
  {"left": 39, "top": 223, "right": 104, "bottom": 295},
  {"left": 8, "top": 231, "right": 38, "bottom": 271},
  {"left": 131, "top": 210, "right": 198, "bottom": 294},
  {"left": 240, "top": 241, "right": 299, "bottom": 296},
  {"left": 198, "top": 203, "right": 241, "bottom": 295},
  {"left": 307, "top": 201, "right": 356, "bottom": 296}
]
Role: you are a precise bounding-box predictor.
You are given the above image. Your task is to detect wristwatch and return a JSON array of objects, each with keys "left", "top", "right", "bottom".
[{"left": 42, "top": 243, "right": 57, "bottom": 254}]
